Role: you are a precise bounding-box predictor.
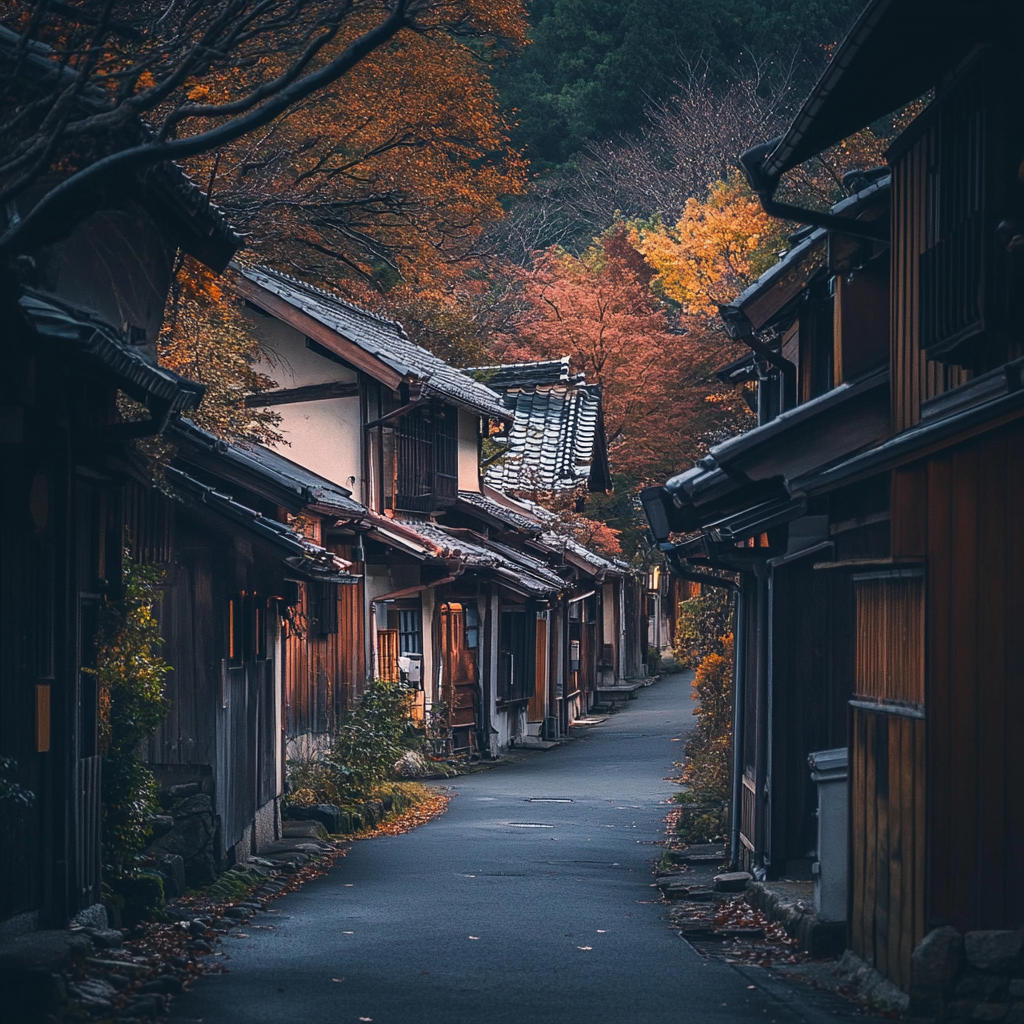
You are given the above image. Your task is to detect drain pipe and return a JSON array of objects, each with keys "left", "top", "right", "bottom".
[
  {"left": 728, "top": 577, "right": 747, "bottom": 871},
  {"left": 751, "top": 568, "right": 770, "bottom": 878}
]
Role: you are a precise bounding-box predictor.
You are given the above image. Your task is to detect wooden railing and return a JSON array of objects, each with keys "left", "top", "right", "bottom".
[
  {"left": 919, "top": 211, "right": 986, "bottom": 357},
  {"left": 76, "top": 755, "right": 102, "bottom": 908}
]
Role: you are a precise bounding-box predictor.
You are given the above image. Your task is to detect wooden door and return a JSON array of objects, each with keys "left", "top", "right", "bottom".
[
  {"left": 528, "top": 616, "right": 547, "bottom": 723},
  {"left": 440, "top": 604, "right": 479, "bottom": 731}
]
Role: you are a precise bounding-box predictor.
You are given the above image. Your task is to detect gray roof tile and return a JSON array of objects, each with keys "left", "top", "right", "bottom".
[{"left": 235, "top": 264, "right": 508, "bottom": 420}]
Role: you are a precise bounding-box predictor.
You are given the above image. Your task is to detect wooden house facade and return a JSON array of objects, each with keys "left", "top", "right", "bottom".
[
  {"left": 0, "top": 149, "right": 240, "bottom": 927},
  {"left": 645, "top": 0, "right": 1024, "bottom": 1001},
  {"left": 237, "top": 273, "right": 644, "bottom": 755}
]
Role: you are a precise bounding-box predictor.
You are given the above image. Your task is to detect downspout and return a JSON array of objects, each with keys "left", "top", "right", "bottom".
[
  {"left": 728, "top": 578, "right": 747, "bottom": 871},
  {"left": 752, "top": 568, "right": 770, "bottom": 879},
  {"left": 719, "top": 307, "right": 797, "bottom": 414},
  {"left": 738, "top": 138, "right": 888, "bottom": 243}
]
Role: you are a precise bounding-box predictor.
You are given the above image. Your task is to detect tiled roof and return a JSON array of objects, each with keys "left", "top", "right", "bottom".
[
  {"left": 20, "top": 293, "right": 204, "bottom": 411},
  {"left": 540, "top": 531, "right": 628, "bottom": 576},
  {"left": 389, "top": 518, "right": 564, "bottom": 596},
  {"left": 170, "top": 420, "right": 366, "bottom": 517},
  {"left": 483, "top": 368, "right": 605, "bottom": 494},
  {"left": 234, "top": 264, "right": 508, "bottom": 421},
  {"left": 165, "top": 467, "right": 357, "bottom": 583},
  {"left": 467, "top": 358, "right": 578, "bottom": 390},
  {"left": 455, "top": 490, "right": 543, "bottom": 535}
]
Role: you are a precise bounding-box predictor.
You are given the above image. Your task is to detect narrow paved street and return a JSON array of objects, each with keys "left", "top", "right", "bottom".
[{"left": 168, "top": 674, "right": 805, "bottom": 1024}]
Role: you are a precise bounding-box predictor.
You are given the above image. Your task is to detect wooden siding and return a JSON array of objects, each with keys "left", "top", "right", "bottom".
[
  {"left": 377, "top": 629, "right": 400, "bottom": 685},
  {"left": 768, "top": 558, "right": 854, "bottom": 876},
  {"left": 922, "top": 421, "right": 1024, "bottom": 933},
  {"left": 528, "top": 616, "right": 547, "bottom": 723},
  {"left": 74, "top": 755, "right": 103, "bottom": 909},
  {"left": 150, "top": 547, "right": 218, "bottom": 767},
  {"left": 890, "top": 132, "right": 971, "bottom": 432},
  {"left": 853, "top": 575, "right": 924, "bottom": 704},
  {"left": 285, "top": 550, "right": 365, "bottom": 743},
  {"left": 849, "top": 704, "right": 926, "bottom": 993}
]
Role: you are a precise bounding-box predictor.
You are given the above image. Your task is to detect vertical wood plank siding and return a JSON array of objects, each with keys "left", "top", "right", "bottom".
[
  {"left": 891, "top": 133, "right": 970, "bottom": 433},
  {"left": 849, "top": 705, "right": 926, "bottom": 992},
  {"left": 924, "top": 422, "right": 1024, "bottom": 933},
  {"left": 853, "top": 577, "right": 924, "bottom": 704},
  {"left": 769, "top": 559, "right": 854, "bottom": 874},
  {"left": 148, "top": 547, "right": 217, "bottom": 767},
  {"left": 75, "top": 754, "right": 102, "bottom": 908},
  {"left": 284, "top": 546, "right": 365, "bottom": 746}
]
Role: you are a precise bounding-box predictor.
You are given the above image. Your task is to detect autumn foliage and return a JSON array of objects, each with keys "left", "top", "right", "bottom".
[
  {"left": 634, "top": 172, "right": 787, "bottom": 319},
  {"left": 159, "top": 259, "right": 282, "bottom": 444},
  {"left": 493, "top": 227, "right": 748, "bottom": 483},
  {"left": 191, "top": 14, "right": 529, "bottom": 290}
]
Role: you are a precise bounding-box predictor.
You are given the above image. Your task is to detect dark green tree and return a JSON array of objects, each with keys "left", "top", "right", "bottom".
[{"left": 494, "top": 0, "right": 863, "bottom": 167}]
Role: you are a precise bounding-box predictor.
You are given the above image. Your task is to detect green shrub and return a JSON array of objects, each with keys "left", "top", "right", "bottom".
[
  {"left": 671, "top": 593, "right": 736, "bottom": 846},
  {"left": 89, "top": 553, "right": 172, "bottom": 881},
  {"left": 286, "top": 680, "right": 414, "bottom": 806},
  {"left": 646, "top": 646, "right": 661, "bottom": 675}
]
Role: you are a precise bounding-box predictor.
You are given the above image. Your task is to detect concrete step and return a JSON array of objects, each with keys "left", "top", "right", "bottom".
[{"left": 594, "top": 684, "right": 642, "bottom": 702}]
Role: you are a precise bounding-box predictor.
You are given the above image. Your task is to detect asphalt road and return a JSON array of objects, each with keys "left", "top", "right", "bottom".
[{"left": 168, "top": 673, "right": 813, "bottom": 1024}]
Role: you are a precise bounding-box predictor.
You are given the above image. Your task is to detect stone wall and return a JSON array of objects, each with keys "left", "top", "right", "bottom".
[{"left": 911, "top": 926, "right": 1024, "bottom": 1022}]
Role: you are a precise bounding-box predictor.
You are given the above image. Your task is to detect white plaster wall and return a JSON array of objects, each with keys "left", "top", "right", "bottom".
[
  {"left": 245, "top": 309, "right": 362, "bottom": 492},
  {"left": 457, "top": 409, "right": 481, "bottom": 493}
]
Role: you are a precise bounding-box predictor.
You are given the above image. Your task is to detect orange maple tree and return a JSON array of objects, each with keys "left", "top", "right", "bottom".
[
  {"left": 493, "top": 228, "right": 748, "bottom": 484},
  {"left": 191, "top": 15, "right": 529, "bottom": 290}
]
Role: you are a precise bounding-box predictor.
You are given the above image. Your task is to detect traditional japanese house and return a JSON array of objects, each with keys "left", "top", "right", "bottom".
[
  {"left": 133, "top": 421, "right": 362, "bottom": 868},
  {"left": 643, "top": 175, "right": 893, "bottom": 891},
  {"left": 110, "top": 446, "right": 354, "bottom": 872},
  {"left": 235, "top": 267, "right": 583, "bottom": 753},
  {"left": 647, "top": 0, "right": 1024, "bottom": 1001},
  {"left": 0, "top": 122, "right": 241, "bottom": 929},
  {"left": 465, "top": 358, "right": 642, "bottom": 714}
]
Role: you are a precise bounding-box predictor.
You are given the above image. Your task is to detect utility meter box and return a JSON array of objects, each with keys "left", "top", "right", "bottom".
[
  {"left": 808, "top": 746, "right": 848, "bottom": 923},
  {"left": 398, "top": 655, "right": 422, "bottom": 687}
]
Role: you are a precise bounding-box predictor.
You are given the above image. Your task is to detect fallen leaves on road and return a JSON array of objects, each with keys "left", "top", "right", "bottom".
[{"left": 351, "top": 790, "right": 452, "bottom": 839}]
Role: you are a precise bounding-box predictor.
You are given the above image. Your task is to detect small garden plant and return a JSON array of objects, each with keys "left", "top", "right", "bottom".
[
  {"left": 287, "top": 679, "right": 419, "bottom": 808},
  {"left": 89, "top": 551, "right": 172, "bottom": 923},
  {"left": 672, "top": 589, "right": 734, "bottom": 843}
]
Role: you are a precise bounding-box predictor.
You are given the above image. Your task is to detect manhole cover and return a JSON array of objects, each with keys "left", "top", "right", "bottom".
[
  {"left": 526, "top": 798, "right": 573, "bottom": 803},
  {"left": 507, "top": 822, "right": 555, "bottom": 828}
]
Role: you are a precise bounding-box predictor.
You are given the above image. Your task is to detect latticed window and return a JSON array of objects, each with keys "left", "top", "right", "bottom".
[
  {"left": 917, "top": 57, "right": 1024, "bottom": 362},
  {"left": 399, "top": 609, "right": 421, "bottom": 654},
  {"left": 394, "top": 405, "right": 459, "bottom": 512}
]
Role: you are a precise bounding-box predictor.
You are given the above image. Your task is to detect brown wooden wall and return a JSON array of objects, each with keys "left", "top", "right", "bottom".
[
  {"left": 898, "top": 421, "right": 1024, "bottom": 934},
  {"left": 767, "top": 557, "right": 854, "bottom": 877},
  {"left": 284, "top": 543, "right": 365, "bottom": 743},
  {"left": 849, "top": 704, "right": 926, "bottom": 992},
  {"left": 890, "top": 132, "right": 971, "bottom": 433},
  {"left": 149, "top": 545, "right": 218, "bottom": 767}
]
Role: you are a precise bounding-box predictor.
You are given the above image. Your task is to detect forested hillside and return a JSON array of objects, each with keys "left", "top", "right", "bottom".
[{"left": 494, "top": 0, "right": 863, "bottom": 167}]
